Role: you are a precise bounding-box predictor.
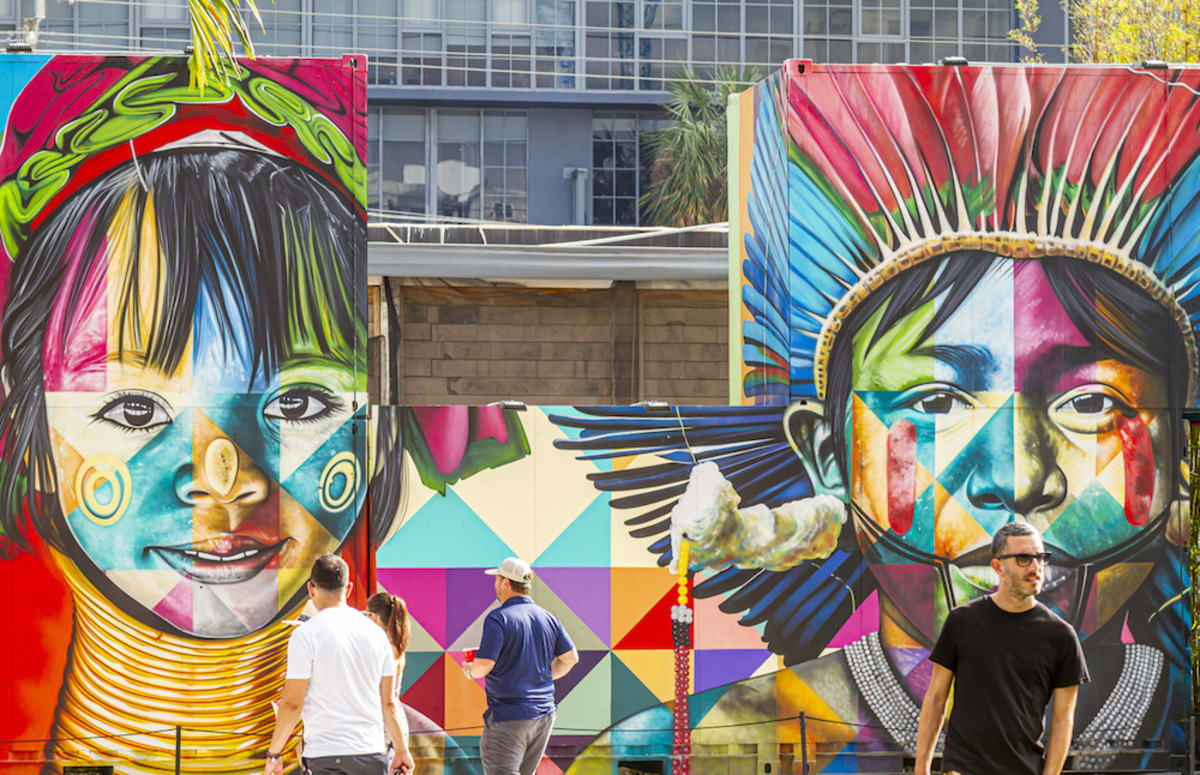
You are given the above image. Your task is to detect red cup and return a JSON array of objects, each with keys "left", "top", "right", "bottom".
[{"left": 465, "top": 648, "right": 477, "bottom": 662}]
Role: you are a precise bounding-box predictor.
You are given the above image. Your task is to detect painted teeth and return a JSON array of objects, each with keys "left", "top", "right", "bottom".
[{"left": 181, "top": 549, "right": 262, "bottom": 562}]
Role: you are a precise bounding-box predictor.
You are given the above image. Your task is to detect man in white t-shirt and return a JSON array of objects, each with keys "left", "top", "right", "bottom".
[{"left": 265, "top": 554, "right": 415, "bottom": 775}]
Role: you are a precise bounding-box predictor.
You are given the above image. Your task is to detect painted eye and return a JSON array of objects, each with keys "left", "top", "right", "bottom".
[
  {"left": 264, "top": 390, "right": 335, "bottom": 422},
  {"left": 1059, "top": 393, "right": 1116, "bottom": 415},
  {"left": 97, "top": 395, "right": 171, "bottom": 431},
  {"left": 909, "top": 391, "right": 970, "bottom": 415}
]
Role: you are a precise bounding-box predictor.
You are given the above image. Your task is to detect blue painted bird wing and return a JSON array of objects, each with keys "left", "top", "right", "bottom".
[{"left": 548, "top": 405, "right": 870, "bottom": 665}]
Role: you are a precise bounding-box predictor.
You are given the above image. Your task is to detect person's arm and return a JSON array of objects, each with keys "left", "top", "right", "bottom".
[
  {"left": 382, "top": 675, "right": 415, "bottom": 774},
  {"left": 914, "top": 663, "right": 954, "bottom": 775},
  {"left": 465, "top": 614, "right": 503, "bottom": 679},
  {"left": 551, "top": 648, "right": 579, "bottom": 679},
  {"left": 264, "top": 678, "right": 307, "bottom": 775},
  {"left": 1041, "top": 685, "right": 1078, "bottom": 775},
  {"left": 465, "top": 657, "right": 496, "bottom": 678}
]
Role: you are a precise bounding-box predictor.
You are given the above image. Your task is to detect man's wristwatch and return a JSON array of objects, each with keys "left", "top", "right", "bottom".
[{"left": 267, "top": 752, "right": 283, "bottom": 761}]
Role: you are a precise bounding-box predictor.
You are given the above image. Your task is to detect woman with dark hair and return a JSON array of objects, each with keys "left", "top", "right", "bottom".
[
  {"left": 0, "top": 55, "right": 402, "bottom": 773},
  {"left": 367, "top": 592, "right": 412, "bottom": 681},
  {"left": 366, "top": 591, "right": 413, "bottom": 756}
]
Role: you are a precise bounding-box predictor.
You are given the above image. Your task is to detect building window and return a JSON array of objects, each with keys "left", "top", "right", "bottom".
[
  {"left": 745, "top": 0, "right": 792, "bottom": 70},
  {"left": 369, "top": 109, "right": 527, "bottom": 222},
  {"left": 312, "top": 0, "right": 355, "bottom": 57},
  {"left": 585, "top": 0, "right": 636, "bottom": 89},
  {"left": 403, "top": 32, "right": 445, "bottom": 85},
  {"left": 359, "top": 0, "right": 400, "bottom": 84},
  {"left": 141, "top": 0, "right": 190, "bottom": 46},
  {"left": 860, "top": 0, "right": 902, "bottom": 36},
  {"left": 491, "top": 33, "right": 532, "bottom": 87},
  {"left": 592, "top": 113, "right": 662, "bottom": 226},
  {"left": 535, "top": 0, "right": 577, "bottom": 87},
  {"left": 378, "top": 110, "right": 429, "bottom": 215},
  {"left": 482, "top": 112, "right": 528, "bottom": 221},
  {"left": 248, "top": 0, "right": 304, "bottom": 55}
]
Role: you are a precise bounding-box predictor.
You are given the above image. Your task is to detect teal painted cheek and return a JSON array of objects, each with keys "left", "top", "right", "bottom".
[
  {"left": 1042, "top": 480, "right": 1139, "bottom": 558},
  {"left": 279, "top": 408, "right": 368, "bottom": 542},
  {"left": 64, "top": 410, "right": 196, "bottom": 573}
]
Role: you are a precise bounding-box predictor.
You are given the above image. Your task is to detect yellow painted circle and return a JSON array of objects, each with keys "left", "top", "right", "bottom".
[
  {"left": 319, "top": 452, "right": 361, "bottom": 513},
  {"left": 73, "top": 454, "right": 132, "bottom": 527}
]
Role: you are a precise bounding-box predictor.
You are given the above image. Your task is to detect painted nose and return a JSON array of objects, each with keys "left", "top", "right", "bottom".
[
  {"left": 956, "top": 400, "right": 1067, "bottom": 517},
  {"left": 174, "top": 415, "right": 270, "bottom": 526}
]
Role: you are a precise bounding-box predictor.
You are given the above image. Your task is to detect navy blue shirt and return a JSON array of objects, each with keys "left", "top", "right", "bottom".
[{"left": 477, "top": 596, "right": 574, "bottom": 721}]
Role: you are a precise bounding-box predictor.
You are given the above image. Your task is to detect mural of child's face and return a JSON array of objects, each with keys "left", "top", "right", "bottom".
[
  {"left": 40, "top": 207, "right": 366, "bottom": 638},
  {"left": 845, "top": 259, "right": 1178, "bottom": 644}
]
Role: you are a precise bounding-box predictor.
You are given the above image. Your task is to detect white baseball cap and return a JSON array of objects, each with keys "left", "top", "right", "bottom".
[{"left": 485, "top": 557, "right": 533, "bottom": 583}]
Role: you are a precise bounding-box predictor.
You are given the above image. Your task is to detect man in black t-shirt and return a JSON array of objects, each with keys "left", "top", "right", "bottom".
[{"left": 914, "top": 523, "right": 1089, "bottom": 775}]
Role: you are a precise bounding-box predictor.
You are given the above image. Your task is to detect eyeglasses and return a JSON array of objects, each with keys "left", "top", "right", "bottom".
[{"left": 995, "top": 552, "right": 1051, "bottom": 567}]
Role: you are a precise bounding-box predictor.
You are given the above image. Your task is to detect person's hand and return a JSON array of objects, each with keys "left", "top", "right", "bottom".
[
  {"left": 263, "top": 754, "right": 283, "bottom": 775},
  {"left": 391, "top": 745, "right": 415, "bottom": 775}
]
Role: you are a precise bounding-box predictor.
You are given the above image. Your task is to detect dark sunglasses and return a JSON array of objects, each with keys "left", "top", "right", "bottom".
[{"left": 996, "top": 552, "right": 1051, "bottom": 567}]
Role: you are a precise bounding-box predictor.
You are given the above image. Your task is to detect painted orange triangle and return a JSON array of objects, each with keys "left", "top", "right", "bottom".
[
  {"left": 615, "top": 577, "right": 691, "bottom": 650},
  {"left": 611, "top": 567, "right": 679, "bottom": 644},
  {"left": 443, "top": 652, "right": 488, "bottom": 735}
]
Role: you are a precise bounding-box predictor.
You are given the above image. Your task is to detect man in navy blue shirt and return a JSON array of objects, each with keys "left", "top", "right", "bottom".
[{"left": 464, "top": 557, "right": 579, "bottom": 775}]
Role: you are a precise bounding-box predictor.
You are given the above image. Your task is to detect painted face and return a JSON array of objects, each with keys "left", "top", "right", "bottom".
[
  {"left": 846, "top": 259, "right": 1177, "bottom": 643},
  {"left": 41, "top": 198, "right": 367, "bottom": 638}
]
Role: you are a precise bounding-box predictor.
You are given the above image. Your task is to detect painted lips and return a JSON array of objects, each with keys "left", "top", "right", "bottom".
[{"left": 147, "top": 537, "right": 288, "bottom": 584}]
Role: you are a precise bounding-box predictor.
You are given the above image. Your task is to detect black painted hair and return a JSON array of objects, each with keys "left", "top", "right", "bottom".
[
  {"left": 0, "top": 148, "right": 402, "bottom": 554},
  {"left": 824, "top": 251, "right": 1188, "bottom": 493}
]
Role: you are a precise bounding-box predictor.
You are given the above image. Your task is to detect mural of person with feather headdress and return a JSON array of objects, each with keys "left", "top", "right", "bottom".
[{"left": 552, "top": 64, "right": 1196, "bottom": 772}]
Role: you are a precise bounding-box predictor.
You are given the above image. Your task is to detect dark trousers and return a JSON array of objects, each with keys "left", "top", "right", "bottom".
[
  {"left": 479, "top": 712, "right": 555, "bottom": 775},
  {"left": 303, "top": 752, "right": 389, "bottom": 775}
]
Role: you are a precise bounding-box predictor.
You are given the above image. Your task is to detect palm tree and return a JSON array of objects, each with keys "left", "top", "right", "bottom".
[
  {"left": 638, "top": 65, "right": 759, "bottom": 227},
  {"left": 186, "top": 0, "right": 263, "bottom": 89}
]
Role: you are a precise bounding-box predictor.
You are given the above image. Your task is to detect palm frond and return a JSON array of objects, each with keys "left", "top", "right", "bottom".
[
  {"left": 187, "top": 0, "right": 264, "bottom": 91},
  {"left": 638, "top": 65, "right": 760, "bottom": 226}
]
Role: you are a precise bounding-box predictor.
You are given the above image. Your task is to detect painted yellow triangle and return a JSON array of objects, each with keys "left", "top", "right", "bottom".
[
  {"left": 613, "top": 649, "right": 689, "bottom": 701},
  {"left": 1096, "top": 562, "right": 1154, "bottom": 626}
]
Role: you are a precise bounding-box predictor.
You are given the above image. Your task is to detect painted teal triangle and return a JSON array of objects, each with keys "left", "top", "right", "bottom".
[
  {"left": 690, "top": 680, "right": 733, "bottom": 726},
  {"left": 1043, "top": 479, "right": 1132, "bottom": 557},
  {"left": 377, "top": 487, "right": 516, "bottom": 568},
  {"left": 610, "top": 654, "right": 665, "bottom": 725},
  {"left": 535, "top": 493, "right": 611, "bottom": 567},
  {"left": 400, "top": 650, "right": 443, "bottom": 693}
]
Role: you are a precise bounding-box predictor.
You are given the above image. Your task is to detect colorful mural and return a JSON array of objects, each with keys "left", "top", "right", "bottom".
[
  {"left": 0, "top": 53, "right": 386, "bottom": 773},
  {"left": 584, "top": 62, "right": 1193, "bottom": 771},
  {"left": 1, "top": 55, "right": 1195, "bottom": 775},
  {"left": 376, "top": 404, "right": 837, "bottom": 775}
]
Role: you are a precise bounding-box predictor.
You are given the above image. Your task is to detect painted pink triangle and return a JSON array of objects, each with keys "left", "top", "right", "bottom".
[
  {"left": 446, "top": 567, "right": 501, "bottom": 647},
  {"left": 868, "top": 564, "right": 939, "bottom": 641},
  {"left": 1121, "top": 610, "right": 1136, "bottom": 644},
  {"left": 378, "top": 568, "right": 447, "bottom": 647},
  {"left": 826, "top": 589, "right": 880, "bottom": 649},
  {"left": 152, "top": 577, "right": 193, "bottom": 631},
  {"left": 535, "top": 567, "right": 610, "bottom": 642}
]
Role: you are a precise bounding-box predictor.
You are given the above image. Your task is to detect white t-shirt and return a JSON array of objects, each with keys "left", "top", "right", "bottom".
[{"left": 286, "top": 605, "right": 396, "bottom": 758}]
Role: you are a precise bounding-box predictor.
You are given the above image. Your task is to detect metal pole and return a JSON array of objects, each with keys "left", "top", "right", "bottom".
[
  {"left": 798, "top": 712, "right": 808, "bottom": 775},
  {"left": 175, "top": 725, "right": 181, "bottom": 775}
]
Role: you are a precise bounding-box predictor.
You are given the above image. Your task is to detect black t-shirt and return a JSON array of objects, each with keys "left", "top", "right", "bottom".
[{"left": 929, "top": 596, "right": 1089, "bottom": 775}]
